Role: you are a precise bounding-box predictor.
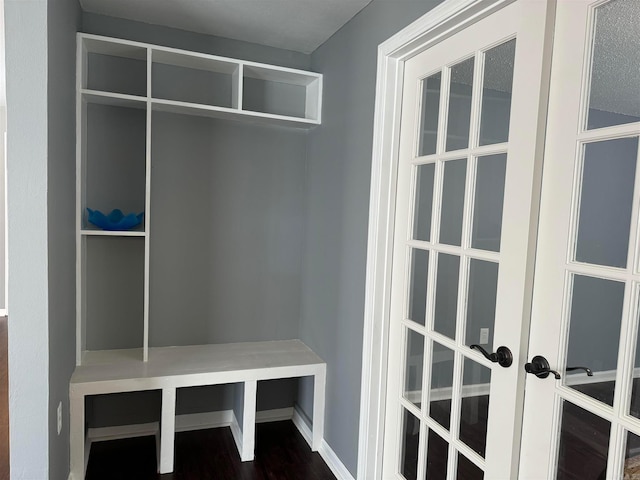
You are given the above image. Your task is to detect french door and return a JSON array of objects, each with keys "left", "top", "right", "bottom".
[
  {"left": 382, "top": 0, "right": 640, "bottom": 478},
  {"left": 520, "top": 0, "right": 640, "bottom": 478}
]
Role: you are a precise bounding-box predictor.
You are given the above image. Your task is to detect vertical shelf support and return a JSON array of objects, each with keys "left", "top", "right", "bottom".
[
  {"left": 241, "top": 380, "right": 257, "bottom": 461},
  {"left": 143, "top": 47, "right": 152, "bottom": 362},
  {"left": 312, "top": 367, "right": 326, "bottom": 451},
  {"left": 159, "top": 386, "right": 176, "bottom": 474}
]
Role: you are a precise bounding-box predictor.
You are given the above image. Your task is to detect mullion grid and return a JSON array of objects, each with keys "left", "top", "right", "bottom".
[
  {"left": 420, "top": 48, "right": 494, "bottom": 479},
  {"left": 402, "top": 46, "right": 503, "bottom": 478},
  {"left": 551, "top": 103, "right": 640, "bottom": 480}
]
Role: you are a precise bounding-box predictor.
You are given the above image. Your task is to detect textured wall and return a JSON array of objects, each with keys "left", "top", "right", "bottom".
[
  {"left": 5, "top": 0, "right": 50, "bottom": 477},
  {"left": 82, "top": 12, "right": 310, "bottom": 70},
  {"left": 48, "top": 0, "right": 82, "bottom": 478},
  {"left": 299, "top": 1, "right": 442, "bottom": 475}
]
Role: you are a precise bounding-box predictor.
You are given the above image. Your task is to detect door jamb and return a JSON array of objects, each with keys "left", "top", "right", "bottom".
[{"left": 357, "top": 1, "right": 519, "bottom": 478}]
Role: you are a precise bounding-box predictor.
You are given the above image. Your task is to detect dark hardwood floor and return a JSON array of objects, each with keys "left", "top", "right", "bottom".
[
  {"left": 0, "top": 316, "right": 8, "bottom": 480},
  {"left": 86, "top": 420, "right": 336, "bottom": 480}
]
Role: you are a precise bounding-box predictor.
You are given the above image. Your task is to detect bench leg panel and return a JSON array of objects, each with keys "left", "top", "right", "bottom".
[
  {"left": 159, "top": 387, "right": 176, "bottom": 474},
  {"left": 241, "top": 380, "right": 257, "bottom": 461},
  {"left": 312, "top": 368, "right": 326, "bottom": 451}
]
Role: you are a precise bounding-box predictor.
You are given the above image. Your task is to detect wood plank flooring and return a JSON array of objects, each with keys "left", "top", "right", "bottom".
[
  {"left": 0, "top": 317, "right": 8, "bottom": 480},
  {"left": 86, "top": 420, "right": 337, "bottom": 480}
]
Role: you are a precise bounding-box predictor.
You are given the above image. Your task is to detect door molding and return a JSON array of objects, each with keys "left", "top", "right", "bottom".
[{"left": 357, "top": 1, "right": 521, "bottom": 478}]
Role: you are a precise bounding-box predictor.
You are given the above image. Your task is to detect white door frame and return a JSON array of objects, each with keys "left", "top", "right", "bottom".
[{"left": 357, "top": 0, "right": 552, "bottom": 477}]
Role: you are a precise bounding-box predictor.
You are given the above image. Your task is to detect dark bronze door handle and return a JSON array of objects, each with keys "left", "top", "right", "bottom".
[
  {"left": 566, "top": 366, "right": 593, "bottom": 376},
  {"left": 525, "top": 355, "right": 561, "bottom": 379},
  {"left": 470, "top": 344, "right": 513, "bottom": 368}
]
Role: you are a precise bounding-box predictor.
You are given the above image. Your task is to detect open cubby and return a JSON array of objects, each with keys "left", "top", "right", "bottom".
[
  {"left": 86, "top": 390, "right": 162, "bottom": 429},
  {"left": 83, "top": 38, "right": 147, "bottom": 97},
  {"left": 84, "top": 236, "right": 145, "bottom": 352},
  {"left": 84, "top": 103, "right": 146, "bottom": 232},
  {"left": 152, "top": 50, "right": 239, "bottom": 108},
  {"left": 243, "top": 65, "right": 319, "bottom": 120}
]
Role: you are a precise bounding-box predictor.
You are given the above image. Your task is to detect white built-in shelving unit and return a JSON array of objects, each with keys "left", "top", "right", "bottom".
[
  {"left": 75, "top": 33, "right": 323, "bottom": 365},
  {"left": 72, "top": 33, "right": 325, "bottom": 478}
]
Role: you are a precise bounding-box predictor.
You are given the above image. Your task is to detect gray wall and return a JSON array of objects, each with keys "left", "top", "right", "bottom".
[
  {"left": 5, "top": 0, "right": 50, "bottom": 477},
  {"left": 149, "top": 115, "right": 307, "bottom": 347},
  {"left": 48, "top": 0, "right": 82, "bottom": 476},
  {"left": 82, "top": 12, "right": 310, "bottom": 70},
  {"left": 299, "top": 1, "right": 442, "bottom": 475}
]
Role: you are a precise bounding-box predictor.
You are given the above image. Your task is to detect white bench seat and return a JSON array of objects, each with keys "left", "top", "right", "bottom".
[{"left": 69, "top": 340, "right": 326, "bottom": 479}]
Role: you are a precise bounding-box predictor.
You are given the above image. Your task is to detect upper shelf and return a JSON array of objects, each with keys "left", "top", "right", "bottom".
[{"left": 78, "top": 33, "right": 323, "bottom": 128}]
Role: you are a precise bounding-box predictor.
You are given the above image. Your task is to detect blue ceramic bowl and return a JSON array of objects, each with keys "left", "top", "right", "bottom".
[{"left": 87, "top": 208, "right": 144, "bottom": 231}]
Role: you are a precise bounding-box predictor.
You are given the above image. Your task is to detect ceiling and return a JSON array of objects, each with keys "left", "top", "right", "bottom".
[{"left": 79, "top": 0, "right": 373, "bottom": 54}]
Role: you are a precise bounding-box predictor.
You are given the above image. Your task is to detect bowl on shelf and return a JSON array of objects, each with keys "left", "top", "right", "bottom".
[{"left": 87, "top": 208, "right": 144, "bottom": 231}]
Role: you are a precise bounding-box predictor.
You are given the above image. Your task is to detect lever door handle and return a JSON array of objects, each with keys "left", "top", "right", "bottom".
[
  {"left": 470, "top": 344, "right": 513, "bottom": 368},
  {"left": 525, "top": 355, "right": 561, "bottom": 379},
  {"left": 566, "top": 366, "right": 593, "bottom": 376}
]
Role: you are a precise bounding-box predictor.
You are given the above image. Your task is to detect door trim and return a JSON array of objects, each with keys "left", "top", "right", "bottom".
[{"left": 357, "top": 0, "right": 553, "bottom": 478}]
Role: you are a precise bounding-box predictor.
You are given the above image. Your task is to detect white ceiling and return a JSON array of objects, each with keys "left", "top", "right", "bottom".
[{"left": 79, "top": 0, "right": 373, "bottom": 54}]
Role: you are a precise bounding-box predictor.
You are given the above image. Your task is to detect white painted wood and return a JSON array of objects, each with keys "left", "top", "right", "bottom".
[
  {"left": 152, "top": 49, "right": 238, "bottom": 74},
  {"left": 150, "top": 98, "right": 319, "bottom": 127},
  {"left": 77, "top": 33, "right": 321, "bottom": 127},
  {"left": 72, "top": 340, "right": 325, "bottom": 389},
  {"left": 176, "top": 410, "right": 233, "bottom": 432},
  {"left": 319, "top": 439, "right": 356, "bottom": 480},
  {"left": 243, "top": 64, "right": 319, "bottom": 86},
  {"left": 292, "top": 406, "right": 356, "bottom": 480},
  {"left": 292, "top": 405, "right": 313, "bottom": 446},
  {"left": 255, "top": 407, "right": 295, "bottom": 424},
  {"left": 242, "top": 380, "right": 257, "bottom": 461},
  {"left": 519, "top": 0, "right": 640, "bottom": 477},
  {"left": 87, "top": 422, "right": 159, "bottom": 442},
  {"left": 359, "top": 1, "right": 516, "bottom": 476},
  {"left": 81, "top": 90, "right": 147, "bottom": 108},
  {"left": 143, "top": 49, "right": 152, "bottom": 363},
  {"left": 364, "top": 0, "right": 554, "bottom": 478},
  {"left": 70, "top": 340, "right": 327, "bottom": 475},
  {"left": 230, "top": 410, "right": 244, "bottom": 457},
  {"left": 233, "top": 64, "right": 242, "bottom": 110},
  {"left": 80, "top": 229, "right": 145, "bottom": 237},
  {"left": 159, "top": 387, "right": 176, "bottom": 474},
  {"left": 388, "top": 1, "right": 552, "bottom": 476},
  {"left": 312, "top": 366, "right": 326, "bottom": 451}
]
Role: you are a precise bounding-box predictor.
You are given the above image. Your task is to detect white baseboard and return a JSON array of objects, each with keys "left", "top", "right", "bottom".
[
  {"left": 84, "top": 407, "right": 354, "bottom": 480},
  {"left": 176, "top": 410, "right": 233, "bottom": 432},
  {"left": 87, "top": 421, "right": 159, "bottom": 442},
  {"left": 319, "top": 440, "right": 355, "bottom": 480},
  {"left": 256, "top": 407, "right": 294, "bottom": 423},
  {"left": 230, "top": 411, "right": 243, "bottom": 456},
  {"left": 292, "top": 406, "right": 354, "bottom": 480},
  {"left": 292, "top": 405, "right": 313, "bottom": 446}
]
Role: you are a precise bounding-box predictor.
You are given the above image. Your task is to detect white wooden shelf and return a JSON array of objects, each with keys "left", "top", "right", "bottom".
[
  {"left": 72, "top": 340, "right": 325, "bottom": 392},
  {"left": 70, "top": 340, "right": 326, "bottom": 478},
  {"left": 81, "top": 89, "right": 147, "bottom": 109},
  {"left": 151, "top": 98, "right": 319, "bottom": 127},
  {"left": 80, "top": 228, "right": 146, "bottom": 237}
]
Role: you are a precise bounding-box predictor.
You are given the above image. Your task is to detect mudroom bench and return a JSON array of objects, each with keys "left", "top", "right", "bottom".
[{"left": 69, "top": 340, "right": 326, "bottom": 479}]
